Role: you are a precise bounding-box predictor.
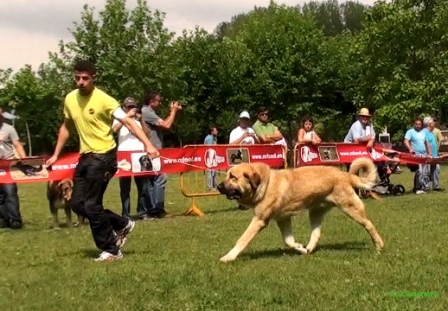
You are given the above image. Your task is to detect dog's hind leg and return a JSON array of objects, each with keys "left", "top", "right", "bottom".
[
  {"left": 276, "top": 217, "right": 308, "bottom": 255},
  {"left": 305, "top": 206, "right": 333, "bottom": 254},
  {"left": 332, "top": 192, "right": 384, "bottom": 252},
  {"left": 220, "top": 216, "right": 268, "bottom": 263}
]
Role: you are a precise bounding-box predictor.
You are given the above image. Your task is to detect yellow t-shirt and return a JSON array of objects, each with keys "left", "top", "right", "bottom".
[{"left": 64, "top": 87, "right": 119, "bottom": 154}]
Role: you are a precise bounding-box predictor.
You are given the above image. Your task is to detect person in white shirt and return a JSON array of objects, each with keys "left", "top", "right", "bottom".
[
  {"left": 229, "top": 111, "right": 260, "bottom": 145},
  {"left": 228, "top": 110, "right": 259, "bottom": 211},
  {"left": 112, "top": 97, "right": 152, "bottom": 220}
]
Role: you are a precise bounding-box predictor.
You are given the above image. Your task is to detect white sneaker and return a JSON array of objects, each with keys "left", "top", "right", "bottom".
[
  {"left": 416, "top": 190, "right": 426, "bottom": 195},
  {"left": 116, "top": 220, "right": 135, "bottom": 248},
  {"left": 94, "top": 250, "right": 123, "bottom": 262}
]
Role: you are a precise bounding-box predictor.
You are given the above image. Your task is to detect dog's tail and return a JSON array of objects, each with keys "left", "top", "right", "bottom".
[{"left": 348, "top": 157, "right": 377, "bottom": 190}]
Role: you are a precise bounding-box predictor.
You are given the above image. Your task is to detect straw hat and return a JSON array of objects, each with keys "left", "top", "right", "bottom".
[{"left": 358, "top": 108, "right": 371, "bottom": 117}]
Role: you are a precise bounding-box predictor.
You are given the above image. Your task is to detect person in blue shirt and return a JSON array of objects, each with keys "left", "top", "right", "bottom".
[
  {"left": 422, "top": 116, "right": 443, "bottom": 192},
  {"left": 204, "top": 126, "right": 219, "bottom": 191},
  {"left": 404, "top": 117, "right": 432, "bottom": 194}
]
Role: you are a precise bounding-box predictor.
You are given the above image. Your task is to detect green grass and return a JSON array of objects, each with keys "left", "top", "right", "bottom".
[{"left": 0, "top": 169, "right": 447, "bottom": 311}]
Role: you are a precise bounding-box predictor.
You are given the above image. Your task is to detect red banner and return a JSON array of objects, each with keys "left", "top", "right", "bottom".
[
  {"left": 0, "top": 145, "right": 285, "bottom": 184},
  {"left": 295, "top": 143, "right": 448, "bottom": 166}
]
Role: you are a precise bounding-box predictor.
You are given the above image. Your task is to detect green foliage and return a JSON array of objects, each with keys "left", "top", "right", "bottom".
[{"left": 352, "top": 0, "right": 448, "bottom": 141}]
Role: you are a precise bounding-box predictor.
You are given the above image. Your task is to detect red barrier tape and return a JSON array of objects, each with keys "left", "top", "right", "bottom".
[{"left": 0, "top": 145, "right": 285, "bottom": 184}]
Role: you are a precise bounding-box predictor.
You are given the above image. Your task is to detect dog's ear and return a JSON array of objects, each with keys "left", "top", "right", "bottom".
[
  {"left": 67, "top": 179, "right": 74, "bottom": 188},
  {"left": 243, "top": 170, "right": 261, "bottom": 190}
]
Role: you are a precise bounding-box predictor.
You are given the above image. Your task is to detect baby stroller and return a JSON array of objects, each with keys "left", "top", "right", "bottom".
[{"left": 371, "top": 160, "right": 405, "bottom": 196}]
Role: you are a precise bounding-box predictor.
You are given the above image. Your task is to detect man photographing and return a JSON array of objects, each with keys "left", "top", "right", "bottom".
[
  {"left": 45, "top": 60, "right": 160, "bottom": 261},
  {"left": 141, "top": 90, "right": 181, "bottom": 219}
]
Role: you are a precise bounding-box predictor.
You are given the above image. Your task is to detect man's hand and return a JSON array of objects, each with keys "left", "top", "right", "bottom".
[
  {"left": 170, "top": 101, "right": 182, "bottom": 111},
  {"left": 367, "top": 140, "right": 374, "bottom": 148},
  {"left": 127, "top": 108, "right": 137, "bottom": 118},
  {"left": 135, "top": 112, "right": 142, "bottom": 121},
  {"left": 45, "top": 155, "right": 58, "bottom": 168},
  {"left": 146, "top": 145, "right": 160, "bottom": 159}
]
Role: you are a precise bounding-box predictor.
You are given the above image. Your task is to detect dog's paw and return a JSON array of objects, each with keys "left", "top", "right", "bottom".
[
  {"left": 294, "top": 246, "right": 309, "bottom": 255},
  {"left": 220, "top": 254, "right": 236, "bottom": 263}
]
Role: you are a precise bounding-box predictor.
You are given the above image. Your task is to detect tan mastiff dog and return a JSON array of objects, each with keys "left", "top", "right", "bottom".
[{"left": 217, "top": 157, "right": 384, "bottom": 263}]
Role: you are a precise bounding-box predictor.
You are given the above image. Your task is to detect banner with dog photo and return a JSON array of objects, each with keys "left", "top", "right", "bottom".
[
  {"left": 296, "top": 143, "right": 448, "bottom": 166},
  {"left": 0, "top": 145, "right": 286, "bottom": 184}
]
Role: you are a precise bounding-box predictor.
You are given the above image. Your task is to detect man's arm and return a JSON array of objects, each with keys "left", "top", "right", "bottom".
[
  {"left": 9, "top": 127, "right": 27, "bottom": 159},
  {"left": 112, "top": 119, "right": 123, "bottom": 133},
  {"left": 437, "top": 131, "right": 444, "bottom": 148},
  {"left": 424, "top": 132, "right": 432, "bottom": 156},
  {"left": 142, "top": 103, "right": 180, "bottom": 130},
  {"left": 269, "top": 127, "right": 283, "bottom": 141},
  {"left": 353, "top": 124, "right": 370, "bottom": 143},
  {"left": 103, "top": 96, "right": 158, "bottom": 155},
  {"left": 139, "top": 117, "right": 150, "bottom": 137},
  {"left": 116, "top": 112, "right": 155, "bottom": 150},
  {"left": 426, "top": 141, "right": 432, "bottom": 156},
  {"left": 53, "top": 119, "right": 72, "bottom": 158},
  {"left": 403, "top": 131, "right": 413, "bottom": 153}
]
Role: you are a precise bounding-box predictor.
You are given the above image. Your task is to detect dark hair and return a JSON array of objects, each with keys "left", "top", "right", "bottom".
[
  {"left": 257, "top": 106, "right": 269, "bottom": 114},
  {"left": 301, "top": 115, "right": 314, "bottom": 126},
  {"left": 74, "top": 59, "right": 96, "bottom": 76},
  {"left": 143, "top": 90, "right": 161, "bottom": 106},
  {"left": 414, "top": 117, "right": 423, "bottom": 123}
]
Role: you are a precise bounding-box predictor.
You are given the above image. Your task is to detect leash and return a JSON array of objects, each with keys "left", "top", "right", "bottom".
[{"left": 158, "top": 156, "right": 228, "bottom": 175}]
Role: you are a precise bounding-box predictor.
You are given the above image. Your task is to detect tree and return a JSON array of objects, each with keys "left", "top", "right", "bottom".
[{"left": 351, "top": 0, "right": 448, "bottom": 141}]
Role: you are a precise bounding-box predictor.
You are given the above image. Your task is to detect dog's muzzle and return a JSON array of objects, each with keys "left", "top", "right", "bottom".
[{"left": 217, "top": 183, "right": 242, "bottom": 200}]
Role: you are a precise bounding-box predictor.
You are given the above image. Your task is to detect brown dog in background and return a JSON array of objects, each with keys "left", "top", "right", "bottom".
[
  {"left": 217, "top": 157, "right": 384, "bottom": 263},
  {"left": 47, "top": 179, "right": 85, "bottom": 228}
]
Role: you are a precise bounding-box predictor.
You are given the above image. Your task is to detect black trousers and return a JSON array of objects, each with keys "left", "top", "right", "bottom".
[
  {"left": 0, "top": 183, "right": 22, "bottom": 228},
  {"left": 71, "top": 149, "right": 127, "bottom": 255}
]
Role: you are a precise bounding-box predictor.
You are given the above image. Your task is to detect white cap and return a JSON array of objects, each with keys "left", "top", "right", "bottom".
[{"left": 239, "top": 111, "right": 250, "bottom": 119}]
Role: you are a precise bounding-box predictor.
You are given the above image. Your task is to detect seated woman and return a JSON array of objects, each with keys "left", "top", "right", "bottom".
[{"left": 297, "top": 115, "right": 322, "bottom": 145}]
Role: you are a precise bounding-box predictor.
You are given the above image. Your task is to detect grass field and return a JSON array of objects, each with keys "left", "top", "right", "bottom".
[{"left": 0, "top": 168, "right": 447, "bottom": 311}]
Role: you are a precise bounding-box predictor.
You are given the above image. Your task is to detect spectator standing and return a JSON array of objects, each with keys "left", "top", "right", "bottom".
[
  {"left": 432, "top": 117, "right": 444, "bottom": 150},
  {"left": 112, "top": 97, "right": 152, "bottom": 220},
  {"left": 423, "top": 116, "right": 443, "bottom": 192},
  {"left": 141, "top": 90, "right": 182, "bottom": 219},
  {"left": 0, "top": 107, "right": 27, "bottom": 229},
  {"left": 404, "top": 117, "right": 432, "bottom": 194},
  {"left": 204, "top": 126, "right": 219, "bottom": 191}
]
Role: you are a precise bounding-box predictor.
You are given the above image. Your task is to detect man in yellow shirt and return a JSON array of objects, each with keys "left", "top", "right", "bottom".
[{"left": 45, "top": 60, "right": 159, "bottom": 262}]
